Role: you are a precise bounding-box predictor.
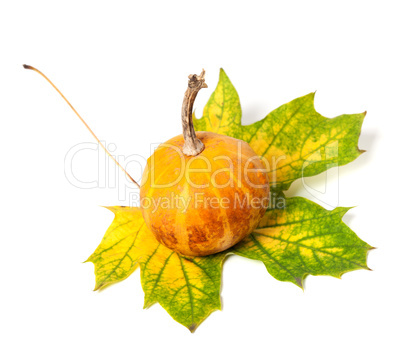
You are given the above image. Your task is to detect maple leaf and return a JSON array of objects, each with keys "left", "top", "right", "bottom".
[{"left": 86, "top": 68, "right": 371, "bottom": 331}]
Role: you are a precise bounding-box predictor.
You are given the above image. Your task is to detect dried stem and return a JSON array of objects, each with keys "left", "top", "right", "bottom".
[
  {"left": 181, "top": 70, "right": 208, "bottom": 156},
  {"left": 23, "top": 64, "right": 140, "bottom": 189}
]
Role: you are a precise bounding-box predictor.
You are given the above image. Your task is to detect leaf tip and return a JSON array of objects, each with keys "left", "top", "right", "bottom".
[
  {"left": 143, "top": 301, "right": 151, "bottom": 309},
  {"left": 188, "top": 323, "right": 198, "bottom": 333},
  {"left": 334, "top": 205, "right": 354, "bottom": 218},
  {"left": 93, "top": 283, "right": 103, "bottom": 292},
  {"left": 294, "top": 277, "right": 304, "bottom": 289},
  {"left": 311, "top": 90, "right": 317, "bottom": 100},
  {"left": 219, "top": 67, "right": 227, "bottom": 79},
  {"left": 308, "top": 91, "right": 318, "bottom": 110},
  {"left": 335, "top": 273, "right": 343, "bottom": 279},
  {"left": 101, "top": 205, "right": 116, "bottom": 213}
]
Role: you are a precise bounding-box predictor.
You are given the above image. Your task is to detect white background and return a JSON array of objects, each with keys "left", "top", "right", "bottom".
[{"left": 1, "top": 1, "right": 401, "bottom": 348}]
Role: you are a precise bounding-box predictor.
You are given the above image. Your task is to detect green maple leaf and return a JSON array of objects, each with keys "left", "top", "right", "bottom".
[{"left": 86, "top": 68, "right": 371, "bottom": 331}]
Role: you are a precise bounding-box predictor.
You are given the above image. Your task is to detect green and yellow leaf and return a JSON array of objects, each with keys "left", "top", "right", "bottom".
[
  {"left": 232, "top": 197, "right": 372, "bottom": 288},
  {"left": 194, "top": 69, "right": 365, "bottom": 193},
  {"left": 87, "top": 207, "right": 226, "bottom": 331},
  {"left": 86, "top": 69, "right": 371, "bottom": 331}
]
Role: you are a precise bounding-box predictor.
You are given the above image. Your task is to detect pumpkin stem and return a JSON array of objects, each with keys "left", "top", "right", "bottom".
[{"left": 181, "top": 70, "right": 208, "bottom": 156}]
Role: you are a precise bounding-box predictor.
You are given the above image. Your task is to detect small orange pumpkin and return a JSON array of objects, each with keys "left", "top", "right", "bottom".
[{"left": 140, "top": 71, "right": 269, "bottom": 256}]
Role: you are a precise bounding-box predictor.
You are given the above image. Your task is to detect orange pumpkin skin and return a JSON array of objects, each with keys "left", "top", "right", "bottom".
[{"left": 140, "top": 131, "right": 270, "bottom": 256}]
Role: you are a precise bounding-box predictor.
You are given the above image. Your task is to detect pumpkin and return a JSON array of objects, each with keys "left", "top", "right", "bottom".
[{"left": 140, "top": 71, "right": 269, "bottom": 256}]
